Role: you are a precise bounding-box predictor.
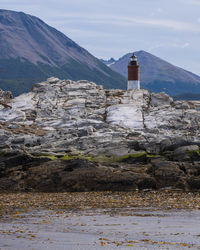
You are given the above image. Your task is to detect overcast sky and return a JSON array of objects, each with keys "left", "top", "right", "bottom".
[{"left": 1, "top": 0, "right": 200, "bottom": 75}]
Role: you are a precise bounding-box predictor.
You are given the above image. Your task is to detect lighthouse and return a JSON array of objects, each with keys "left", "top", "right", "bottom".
[{"left": 127, "top": 53, "right": 140, "bottom": 90}]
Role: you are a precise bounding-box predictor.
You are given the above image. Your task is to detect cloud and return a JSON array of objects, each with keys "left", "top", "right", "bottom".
[
  {"left": 181, "top": 42, "right": 190, "bottom": 48},
  {"left": 57, "top": 27, "right": 114, "bottom": 39},
  {"left": 125, "top": 17, "right": 200, "bottom": 32},
  {"left": 180, "top": 0, "right": 200, "bottom": 5},
  {"left": 51, "top": 13, "right": 200, "bottom": 33},
  {"left": 1, "top": 1, "right": 200, "bottom": 33},
  {"left": 148, "top": 42, "right": 190, "bottom": 52}
]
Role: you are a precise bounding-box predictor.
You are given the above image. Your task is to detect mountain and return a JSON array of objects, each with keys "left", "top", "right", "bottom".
[
  {"left": 103, "top": 51, "right": 200, "bottom": 96},
  {"left": 100, "top": 58, "right": 116, "bottom": 66},
  {"left": 0, "top": 9, "right": 126, "bottom": 96}
]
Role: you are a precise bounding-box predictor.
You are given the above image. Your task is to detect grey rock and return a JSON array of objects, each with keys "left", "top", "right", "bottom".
[
  {"left": 187, "top": 177, "right": 200, "bottom": 190},
  {"left": 174, "top": 145, "right": 199, "bottom": 155},
  {"left": 7, "top": 124, "right": 19, "bottom": 129},
  {"left": 11, "top": 137, "right": 25, "bottom": 144},
  {"left": 47, "top": 77, "right": 60, "bottom": 84},
  {"left": 150, "top": 160, "right": 185, "bottom": 188},
  {"left": 172, "top": 145, "right": 200, "bottom": 161},
  {"left": 151, "top": 92, "right": 173, "bottom": 107},
  {"left": 174, "top": 101, "right": 192, "bottom": 109},
  {"left": 0, "top": 77, "right": 199, "bottom": 192}
]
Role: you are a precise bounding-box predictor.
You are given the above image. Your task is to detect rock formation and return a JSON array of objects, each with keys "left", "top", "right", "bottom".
[{"left": 0, "top": 77, "right": 200, "bottom": 191}]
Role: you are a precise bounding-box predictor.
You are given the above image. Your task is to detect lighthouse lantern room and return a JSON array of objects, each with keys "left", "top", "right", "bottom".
[{"left": 127, "top": 53, "right": 140, "bottom": 90}]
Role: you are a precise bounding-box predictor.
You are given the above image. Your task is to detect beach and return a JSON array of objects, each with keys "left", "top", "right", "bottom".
[{"left": 0, "top": 191, "right": 200, "bottom": 249}]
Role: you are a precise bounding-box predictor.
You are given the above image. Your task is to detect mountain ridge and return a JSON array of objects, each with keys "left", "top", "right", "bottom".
[{"left": 0, "top": 9, "right": 126, "bottom": 96}]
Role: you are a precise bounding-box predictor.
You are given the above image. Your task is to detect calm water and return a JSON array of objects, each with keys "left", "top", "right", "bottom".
[{"left": 0, "top": 208, "right": 200, "bottom": 249}]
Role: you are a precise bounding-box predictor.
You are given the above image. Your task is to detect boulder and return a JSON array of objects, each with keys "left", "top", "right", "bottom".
[
  {"left": 187, "top": 177, "right": 200, "bottom": 190},
  {"left": 151, "top": 92, "right": 173, "bottom": 107},
  {"left": 47, "top": 77, "right": 60, "bottom": 84},
  {"left": 149, "top": 160, "right": 186, "bottom": 188},
  {"left": 172, "top": 145, "right": 200, "bottom": 161}
]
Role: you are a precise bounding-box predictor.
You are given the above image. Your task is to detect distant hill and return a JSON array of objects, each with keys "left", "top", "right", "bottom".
[
  {"left": 173, "top": 93, "right": 200, "bottom": 101},
  {"left": 0, "top": 9, "right": 126, "bottom": 96},
  {"left": 102, "top": 51, "right": 200, "bottom": 96}
]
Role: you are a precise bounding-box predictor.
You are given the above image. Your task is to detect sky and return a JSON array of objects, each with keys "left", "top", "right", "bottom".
[{"left": 1, "top": 0, "right": 200, "bottom": 75}]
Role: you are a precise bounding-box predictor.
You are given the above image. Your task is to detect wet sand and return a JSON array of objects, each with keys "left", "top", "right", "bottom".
[{"left": 0, "top": 191, "right": 200, "bottom": 249}]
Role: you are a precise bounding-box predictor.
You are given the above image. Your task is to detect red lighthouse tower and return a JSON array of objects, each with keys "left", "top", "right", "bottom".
[{"left": 127, "top": 53, "right": 140, "bottom": 90}]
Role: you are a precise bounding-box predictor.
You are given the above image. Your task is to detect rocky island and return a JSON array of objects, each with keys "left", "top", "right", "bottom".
[{"left": 0, "top": 77, "right": 200, "bottom": 192}]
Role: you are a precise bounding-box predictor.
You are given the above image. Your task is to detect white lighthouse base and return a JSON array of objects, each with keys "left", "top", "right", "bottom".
[{"left": 127, "top": 80, "right": 140, "bottom": 90}]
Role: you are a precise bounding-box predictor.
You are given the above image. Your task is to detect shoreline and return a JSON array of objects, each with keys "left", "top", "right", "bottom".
[
  {"left": 1, "top": 194, "right": 200, "bottom": 249},
  {"left": 1, "top": 191, "right": 200, "bottom": 249},
  {"left": 1, "top": 191, "right": 200, "bottom": 218}
]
